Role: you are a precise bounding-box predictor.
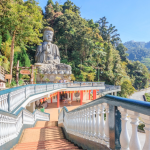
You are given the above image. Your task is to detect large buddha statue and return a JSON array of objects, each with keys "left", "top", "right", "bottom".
[
  {"left": 35, "top": 27, "right": 72, "bottom": 79},
  {"left": 35, "top": 27, "right": 60, "bottom": 64}
]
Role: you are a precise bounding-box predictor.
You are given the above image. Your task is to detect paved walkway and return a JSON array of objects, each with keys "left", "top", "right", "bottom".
[
  {"left": 129, "top": 88, "right": 150, "bottom": 101},
  {"left": 45, "top": 101, "right": 92, "bottom": 121}
]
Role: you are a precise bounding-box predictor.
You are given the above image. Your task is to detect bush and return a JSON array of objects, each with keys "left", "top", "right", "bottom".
[
  {"left": 19, "top": 80, "right": 24, "bottom": 86},
  {"left": 6, "top": 82, "right": 10, "bottom": 88},
  {"left": 11, "top": 79, "right": 16, "bottom": 87},
  {"left": 145, "top": 93, "right": 150, "bottom": 102}
]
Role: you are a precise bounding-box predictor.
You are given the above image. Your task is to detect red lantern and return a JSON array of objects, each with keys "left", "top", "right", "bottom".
[
  {"left": 40, "top": 99, "right": 43, "bottom": 103},
  {"left": 43, "top": 98, "right": 46, "bottom": 102}
]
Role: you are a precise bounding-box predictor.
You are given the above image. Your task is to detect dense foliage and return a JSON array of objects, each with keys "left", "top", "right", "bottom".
[
  {"left": 124, "top": 40, "right": 150, "bottom": 70},
  {"left": 0, "top": 0, "right": 149, "bottom": 97},
  {"left": 145, "top": 93, "right": 150, "bottom": 102}
]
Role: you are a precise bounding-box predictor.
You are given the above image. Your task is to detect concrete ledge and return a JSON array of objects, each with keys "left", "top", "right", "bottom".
[{"left": 60, "top": 124, "right": 110, "bottom": 150}]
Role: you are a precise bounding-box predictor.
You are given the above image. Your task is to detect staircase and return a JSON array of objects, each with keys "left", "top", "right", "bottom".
[{"left": 11, "top": 121, "right": 81, "bottom": 150}]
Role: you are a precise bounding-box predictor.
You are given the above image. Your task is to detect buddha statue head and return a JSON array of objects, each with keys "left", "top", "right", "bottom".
[{"left": 43, "top": 27, "right": 54, "bottom": 42}]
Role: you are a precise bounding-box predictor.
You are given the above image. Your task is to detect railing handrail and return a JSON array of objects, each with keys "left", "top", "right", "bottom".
[
  {"left": 58, "top": 95, "right": 150, "bottom": 150},
  {"left": 74, "top": 81, "right": 105, "bottom": 83},
  {"left": 0, "top": 106, "right": 50, "bottom": 119},
  {"left": 0, "top": 83, "right": 68, "bottom": 95},
  {"left": 62, "top": 95, "right": 150, "bottom": 116},
  {"left": 0, "top": 82, "right": 106, "bottom": 95},
  {"left": 0, "top": 82, "right": 107, "bottom": 113}
]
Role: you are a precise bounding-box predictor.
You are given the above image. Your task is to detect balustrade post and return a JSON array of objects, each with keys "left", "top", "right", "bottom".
[
  {"left": 7, "top": 93, "right": 10, "bottom": 112},
  {"left": 109, "top": 105, "right": 121, "bottom": 150},
  {"left": 74, "top": 112, "right": 77, "bottom": 135},
  {"left": 128, "top": 111, "right": 141, "bottom": 150},
  {"left": 86, "top": 108, "right": 89, "bottom": 139},
  {"left": 25, "top": 87, "right": 27, "bottom": 99},
  {"left": 34, "top": 85, "right": 36, "bottom": 94},
  {"left": 89, "top": 107, "right": 93, "bottom": 140},
  {"left": 92, "top": 106, "right": 96, "bottom": 141},
  {"left": 96, "top": 104, "right": 100, "bottom": 142},
  {"left": 100, "top": 104, "right": 105, "bottom": 144},
  {"left": 79, "top": 110, "right": 81, "bottom": 136},
  {"left": 119, "top": 107, "right": 129, "bottom": 150},
  {"left": 141, "top": 115, "right": 150, "bottom": 150},
  {"left": 84, "top": 109, "right": 86, "bottom": 138},
  {"left": 81, "top": 110, "right": 83, "bottom": 137},
  {"left": 78, "top": 111, "right": 80, "bottom": 136}
]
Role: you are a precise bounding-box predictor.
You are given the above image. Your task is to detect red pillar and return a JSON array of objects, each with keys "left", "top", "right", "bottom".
[
  {"left": 71, "top": 92, "right": 73, "bottom": 101},
  {"left": 57, "top": 92, "right": 60, "bottom": 108},
  {"left": 93, "top": 90, "right": 96, "bottom": 100},
  {"left": 89, "top": 90, "right": 91, "bottom": 100},
  {"left": 80, "top": 91, "right": 83, "bottom": 105}
]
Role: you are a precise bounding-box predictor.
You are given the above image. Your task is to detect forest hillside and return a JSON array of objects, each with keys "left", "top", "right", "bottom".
[{"left": 124, "top": 40, "right": 150, "bottom": 70}]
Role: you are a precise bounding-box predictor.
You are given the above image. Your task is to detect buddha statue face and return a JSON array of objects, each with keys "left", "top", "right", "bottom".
[{"left": 43, "top": 30, "right": 53, "bottom": 42}]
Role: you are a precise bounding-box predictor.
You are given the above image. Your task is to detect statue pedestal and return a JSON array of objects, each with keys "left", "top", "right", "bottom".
[
  {"left": 35, "top": 63, "right": 72, "bottom": 83},
  {"left": 36, "top": 74, "right": 71, "bottom": 83}
]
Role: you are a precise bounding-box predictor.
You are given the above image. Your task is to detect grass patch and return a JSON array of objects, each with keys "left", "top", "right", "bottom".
[{"left": 145, "top": 93, "right": 150, "bottom": 102}]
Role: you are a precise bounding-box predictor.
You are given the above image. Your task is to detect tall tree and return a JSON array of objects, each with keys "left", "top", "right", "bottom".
[
  {"left": 0, "top": 0, "right": 43, "bottom": 82},
  {"left": 97, "top": 17, "right": 121, "bottom": 45},
  {"left": 116, "top": 43, "right": 128, "bottom": 61}
]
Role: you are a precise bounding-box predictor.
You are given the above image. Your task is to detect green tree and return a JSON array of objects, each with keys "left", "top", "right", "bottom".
[
  {"left": 127, "top": 61, "right": 149, "bottom": 89},
  {"left": 119, "top": 81, "right": 135, "bottom": 98},
  {"left": 116, "top": 43, "right": 128, "bottom": 61},
  {"left": 0, "top": 0, "right": 43, "bottom": 80},
  {"left": 14, "top": 47, "right": 31, "bottom": 67},
  {"left": 97, "top": 17, "right": 121, "bottom": 45}
]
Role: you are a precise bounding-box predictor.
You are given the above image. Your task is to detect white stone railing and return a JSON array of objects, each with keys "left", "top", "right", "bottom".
[
  {"left": 0, "top": 83, "right": 67, "bottom": 112},
  {"left": 0, "top": 109, "right": 50, "bottom": 147},
  {"left": 58, "top": 95, "right": 150, "bottom": 150},
  {"left": 68, "top": 82, "right": 105, "bottom": 87},
  {"left": 0, "top": 82, "right": 106, "bottom": 113}
]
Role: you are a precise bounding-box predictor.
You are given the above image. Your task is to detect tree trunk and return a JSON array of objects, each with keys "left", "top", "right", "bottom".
[
  {"left": 9, "top": 31, "right": 16, "bottom": 84},
  {"left": 65, "top": 44, "right": 67, "bottom": 56}
]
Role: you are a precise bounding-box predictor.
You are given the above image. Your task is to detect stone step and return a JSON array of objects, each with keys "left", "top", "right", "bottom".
[
  {"left": 11, "top": 121, "right": 82, "bottom": 150},
  {"left": 13, "top": 139, "right": 80, "bottom": 150},
  {"left": 19, "top": 127, "right": 64, "bottom": 143},
  {"left": 35, "top": 121, "right": 58, "bottom": 127}
]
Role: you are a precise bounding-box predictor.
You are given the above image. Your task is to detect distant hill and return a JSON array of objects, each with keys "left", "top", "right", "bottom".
[{"left": 124, "top": 41, "right": 150, "bottom": 70}]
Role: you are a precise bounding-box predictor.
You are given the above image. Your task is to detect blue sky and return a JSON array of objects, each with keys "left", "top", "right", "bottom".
[{"left": 35, "top": 0, "right": 150, "bottom": 43}]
